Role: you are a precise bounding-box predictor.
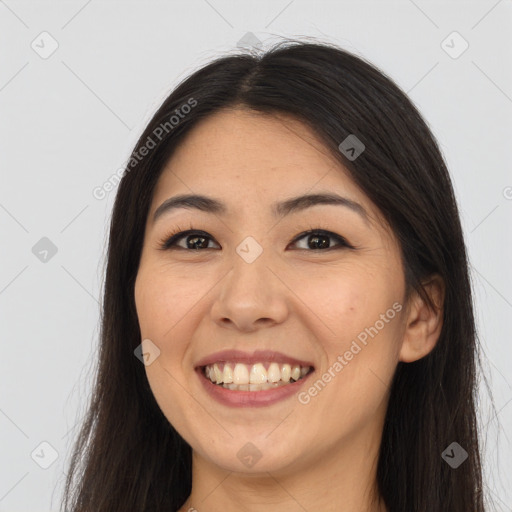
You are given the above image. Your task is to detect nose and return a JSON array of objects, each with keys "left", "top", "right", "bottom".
[{"left": 210, "top": 254, "right": 289, "bottom": 333}]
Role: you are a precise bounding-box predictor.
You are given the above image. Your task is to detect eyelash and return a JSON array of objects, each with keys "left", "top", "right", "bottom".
[{"left": 157, "top": 222, "right": 356, "bottom": 252}]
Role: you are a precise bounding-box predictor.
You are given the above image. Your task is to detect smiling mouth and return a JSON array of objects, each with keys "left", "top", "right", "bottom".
[{"left": 201, "top": 361, "right": 314, "bottom": 391}]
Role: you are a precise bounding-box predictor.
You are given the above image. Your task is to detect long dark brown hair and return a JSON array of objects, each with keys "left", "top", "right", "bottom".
[{"left": 61, "top": 39, "right": 488, "bottom": 511}]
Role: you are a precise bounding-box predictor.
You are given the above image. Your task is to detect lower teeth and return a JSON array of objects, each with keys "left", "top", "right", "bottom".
[{"left": 216, "top": 377, "right": 302, "bottom": 391}]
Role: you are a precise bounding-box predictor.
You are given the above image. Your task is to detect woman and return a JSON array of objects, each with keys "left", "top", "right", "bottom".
[{"left": 62, "top": 39, "right": 485, "bottom": 511}]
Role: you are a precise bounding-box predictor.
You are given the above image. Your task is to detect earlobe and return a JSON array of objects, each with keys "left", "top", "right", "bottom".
[{"left": 399, "top": 274, "right": 445, "bottom": 363}]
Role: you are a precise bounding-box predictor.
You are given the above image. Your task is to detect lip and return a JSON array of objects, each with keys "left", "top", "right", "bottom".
[
  {"left": 196, "top": 366, "right": 315, "bottom": 407},
  {"left": 194, "top": 349, "right": 315, "bottom": 369}
]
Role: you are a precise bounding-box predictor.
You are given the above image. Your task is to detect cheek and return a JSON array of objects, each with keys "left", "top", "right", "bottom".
[
  {"left": 135, "top": 265, "right": 203, "bottom": 339},
  {"left": 134, "top": 268, "right": 206, "bottom": 439},
  {"left": 303, "top": 324, "right": 401, "bottom": 442},
  {"left": 301, "top": 266, "right": 395, "bottom": 341},
  {"left": 300, "top": 267, "right": 403, "bottom": 414}
]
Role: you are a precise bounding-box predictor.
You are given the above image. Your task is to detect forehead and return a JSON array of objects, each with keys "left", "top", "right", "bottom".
[{"left": 152, "top": 108, "right": 368, "bottom": 210}]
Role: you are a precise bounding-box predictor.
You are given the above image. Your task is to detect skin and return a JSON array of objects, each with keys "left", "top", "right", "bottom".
[{"left": 134, "top": 108, "right": 444, "bottom": 512}]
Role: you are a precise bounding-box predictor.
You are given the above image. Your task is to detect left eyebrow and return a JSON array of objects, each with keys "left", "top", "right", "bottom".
[{"left": 152, "top": 192, "right": 369, "bottom": 225}]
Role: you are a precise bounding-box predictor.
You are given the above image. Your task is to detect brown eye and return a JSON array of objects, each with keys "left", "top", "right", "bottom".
[
  {"left": 289, "top": 229, "right": 353, "bottom": 251},
  {"left": 160, "top": 230, "right": 220, "bottom": 251}
]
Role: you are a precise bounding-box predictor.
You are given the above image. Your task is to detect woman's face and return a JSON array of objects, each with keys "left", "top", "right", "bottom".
[{"left": 134, "top": 108, "right": 408, "bottom": 477}]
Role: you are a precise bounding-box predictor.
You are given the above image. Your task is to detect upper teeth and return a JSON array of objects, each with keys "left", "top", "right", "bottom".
[{"left": 204, "top": 362, "right": 310, "bottom": 385}]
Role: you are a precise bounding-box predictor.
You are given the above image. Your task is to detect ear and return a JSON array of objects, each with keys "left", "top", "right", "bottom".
[{"left": 399, "top": 274, "right": 445, "bottom": 363}]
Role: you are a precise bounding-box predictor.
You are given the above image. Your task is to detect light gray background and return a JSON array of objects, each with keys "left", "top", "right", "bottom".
[{"left": 1, "top": 1, "right": 511, "bottom": 510}]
